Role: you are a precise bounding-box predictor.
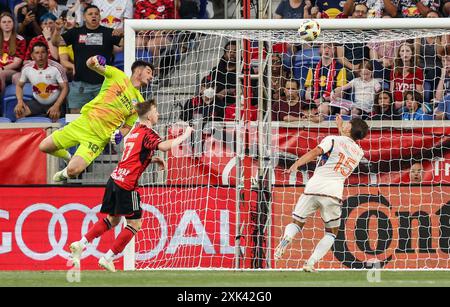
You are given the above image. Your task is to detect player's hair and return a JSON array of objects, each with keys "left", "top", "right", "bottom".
[
  {"left": 31, "top": 42, "right": 48, "bottom": 53},
  {"left": 84, "top": 4, "right": 100, "bottom": 14},
  {"left": 131, "top": 60, "right": 154, "bottom": 74},
  {"left": 350, "top": 118, "right": 369, "bottom": 141},
  {"left": 136, "top": 99, "right": 157, "bottom": 119}
]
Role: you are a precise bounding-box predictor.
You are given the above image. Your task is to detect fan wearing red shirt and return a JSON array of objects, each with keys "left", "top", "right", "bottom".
[
  {"left": 0, "top": 12, "right": 26, "bottom": 92},
  {"left": 68, "top": 99, "right": 194, "bottom": 272},
  {"left": 134, "top": 0, "right": 176, "bottom": 19},
  {"left": 390, "top": 42, "right": 424, "bottom": 111}
]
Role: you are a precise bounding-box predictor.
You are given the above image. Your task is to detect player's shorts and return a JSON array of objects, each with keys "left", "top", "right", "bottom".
[
  {"left": 51, "top": 115, "right": 108, "bottom": 165},
  {"left": 292, "top": 194, "right": 342, "bottom": 228},
  {"left": 68, "top": 81, "right": 101, "bottom": 109},
  {"left": 100, "top": 178, "right": 142, "bottom": 220}
]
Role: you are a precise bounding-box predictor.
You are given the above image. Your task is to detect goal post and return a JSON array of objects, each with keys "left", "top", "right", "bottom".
[{"left": 123, "top": 18, "right": 450, "bottom": 271}]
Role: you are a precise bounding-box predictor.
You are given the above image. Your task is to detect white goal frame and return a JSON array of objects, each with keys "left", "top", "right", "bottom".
[{"left": 122, "top": 18, "right": 450, "bottom": 271}]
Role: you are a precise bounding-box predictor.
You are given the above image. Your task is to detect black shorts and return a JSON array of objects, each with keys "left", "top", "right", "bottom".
[{"left": 100, "top": 178, "right": 142, "bottom": 220}]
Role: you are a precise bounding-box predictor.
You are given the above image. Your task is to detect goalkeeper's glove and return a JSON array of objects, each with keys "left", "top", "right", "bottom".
[
  {"left": 111, "top": 130, "right": 123, "bottom": 145},
  {"left": 95, "top": 55, "right": 107, "bottom": 67}
]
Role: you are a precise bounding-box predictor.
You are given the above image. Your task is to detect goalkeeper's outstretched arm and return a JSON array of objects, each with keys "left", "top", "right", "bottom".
[
  {"left": 86, "top": 55, "right": 107, "bottom": 76},
  {"left": 158, "top": 127, "right": 194, "bottom": 152}
]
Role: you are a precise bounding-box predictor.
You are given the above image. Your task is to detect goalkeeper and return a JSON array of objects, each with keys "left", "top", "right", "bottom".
[{"left": 39, "top": 56, "right": 154, "bottom": 182}]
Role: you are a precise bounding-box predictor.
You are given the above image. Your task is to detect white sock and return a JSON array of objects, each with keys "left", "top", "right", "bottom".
[
  {"left": 104, "top": 250, "right": 116, "bottom": 262},
  {"left": 64, "top": 152, "right": 72, "bottom": 162},
  {"left": 61, "top": 167, "right": 68, "bottom": 179},
  {"left": 307, "top": 233, "right": 336, "bottom": 266},
  {"left": 283, "top": 223, "right": 302, "bottom": 240},
  {"left": 79, "top": 237, "right": 88, "bottom": 247}
]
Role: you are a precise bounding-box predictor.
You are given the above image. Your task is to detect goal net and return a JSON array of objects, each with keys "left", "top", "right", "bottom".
[{"left": 124, "top": 19, "right": 450, "bottom": 270}]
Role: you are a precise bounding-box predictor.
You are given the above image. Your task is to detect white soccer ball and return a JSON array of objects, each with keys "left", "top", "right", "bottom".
[{"left": 298, "top": 20, "right": 321, "bottom": 42}]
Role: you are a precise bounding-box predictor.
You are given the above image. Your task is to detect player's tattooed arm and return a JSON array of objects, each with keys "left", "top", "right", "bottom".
[
  {"left": 158, "top": 126, "right": 194, "bottom": 152},
  {"left": 286, "top": 146, "right": 324, "bottom": 173}
]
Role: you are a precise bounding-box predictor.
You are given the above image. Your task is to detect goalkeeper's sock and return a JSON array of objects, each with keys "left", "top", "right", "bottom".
[
  {"left": 283, "top": 223, "right": 302, "bottom": 240},
  {"left": 84, "top": 218, "right": 113, "bottom": 243},
  {"left": 307, "top": 232, "right": 336, "bottom": 266},
  {"left": 110, "top": 225, "right": 138, "bottom": 257},
  {"left": 50, "top": 149, "right": 71, "bottom": 162}
]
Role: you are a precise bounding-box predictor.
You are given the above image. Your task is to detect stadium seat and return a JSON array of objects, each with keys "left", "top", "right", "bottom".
[
  {"left": 0, "top": 117, "right": 11, "bottom": 123},
  {"left": 15, "top": 117, "right": 53, "bottom": 123},
  {"left": 57, "top": 118, "right": 66, "bottom": 126},
  {"left": 2, "top": 83, "right": 34, "bottom": 121}
]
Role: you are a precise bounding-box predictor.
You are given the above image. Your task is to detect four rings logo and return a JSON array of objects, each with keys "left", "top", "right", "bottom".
[{"left": 0, "top": 202, "right": 235, "bottom": 262}]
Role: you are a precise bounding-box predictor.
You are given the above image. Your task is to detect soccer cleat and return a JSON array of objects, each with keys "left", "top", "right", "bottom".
[
  {"left": 98, "top": 256, "right": 116, "bottom": 272},
  {"left": 302, "top": 263, "right": 316, "bottom": 273},
  {"left": 274, "top": 237, "right": 292, "bottom": 260},
  {"left": 69, "top": 241, "right": 84, "bottom": 268},
  {"left": 53, "top": 170, "right": 67, "bottom": 182}
]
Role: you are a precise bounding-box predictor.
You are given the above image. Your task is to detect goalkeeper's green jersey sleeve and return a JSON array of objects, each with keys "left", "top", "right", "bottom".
[{"left": 81, "top": 65, "right": 144, "bottom": 141}]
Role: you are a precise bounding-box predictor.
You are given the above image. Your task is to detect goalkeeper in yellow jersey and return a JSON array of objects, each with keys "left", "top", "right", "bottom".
[{"left": 39, "top": 56, "right": 154, "bottom": 182}]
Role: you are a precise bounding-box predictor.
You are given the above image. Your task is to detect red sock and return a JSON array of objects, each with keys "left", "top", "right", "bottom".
[
  {"left": 85, "top": 218, "right": 113, "bottom": 242},
  {"left": 111, "top": 225, "right": 137, "bottom": 254}
]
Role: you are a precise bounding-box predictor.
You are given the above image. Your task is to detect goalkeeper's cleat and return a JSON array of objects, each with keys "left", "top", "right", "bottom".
[
  {"left": 53, "top": 170, "right": 67, "bottom": 182},
  {"left": 98, "top": 256, "right": 116, "bottom": 272},
  {"left": 274, "top": 237, "right": 292, "bottom": 260},
  {"left": 69, "top": 241, "right": 84, "bottom": 268},
  {"left": 302, "top": 263, "right": 317, "bottom": 273}
]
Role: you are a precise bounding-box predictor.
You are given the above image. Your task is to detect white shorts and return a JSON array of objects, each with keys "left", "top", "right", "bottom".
[{"left": 292, "top": 194, "right": 342, "bottom": 228}]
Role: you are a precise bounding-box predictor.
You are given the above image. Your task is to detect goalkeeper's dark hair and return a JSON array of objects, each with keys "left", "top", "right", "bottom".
[
  {"left": 135, "top": 99, "right": 157, "bottom": 119},
  {"left": 131, "top": 60, "right": 154, "bottom": 74},
  {"left": 350, "top": 118, "right": 369, "bottom": 141}
]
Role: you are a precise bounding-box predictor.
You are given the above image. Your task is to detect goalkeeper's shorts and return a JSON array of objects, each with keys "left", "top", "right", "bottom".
[
  {"left": 101, "top": 178, "right": 142, "bottom": 220},
  {"left": 51, "top": 115, "right": 108, "bottom": 165}
]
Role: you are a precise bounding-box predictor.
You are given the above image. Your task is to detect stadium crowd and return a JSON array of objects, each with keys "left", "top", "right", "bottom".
[{"left": 0, "top": 0, "right": 448, "bottom": 123}]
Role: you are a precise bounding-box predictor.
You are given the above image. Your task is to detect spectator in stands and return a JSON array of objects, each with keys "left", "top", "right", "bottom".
[
  {"left": 134, "top": 0, "right": 175, "bottom": 19},
  {"left": 24, "top": 13, "right": 59, "bottom": 62},
  {"left": 272, "top": 79, "right": 305, "bottom": 122},
  {"left": 93, "top": 0, "right": 132, "bottom": 31},
  {"left": 435, "top": 51, "right": 450, "bottom": 103},
  {"left": 336, "top": 5, "right": 370, "bottom": 80},
  {"left": 343, "top": 0, "right": 398, "bottom": 17},
  {"left": 180, "top": 75, "right": 225, "bottom": 123},
  {"left": 209, "top": 41, "right": 258, "bottom": 106},
  {"left": 0, "top": 12, "right": 26, "bottom": 93},
  {"left": 14, "top": 42, "right": 68, "bottom": 122},
  {"left": 17, "top": 0, "right": 49, "bottom": 42},
  {"left": 435, "top": 93, "right": 450, "bottom": 120},
  {"left": 58, "top": 10, "right": 77, "bottom": 80},
  {"left": 409, "top": 162, "right": 424, "bottom": 183},
  {"left": 396, "top": 0, "right": 442, "bottom": 17},
  {"left": 313, "top": 0, "right": 346, "bottom": 18},
  {"left": 332, "top": 61, "right": 381, "bottom": 118},
  {"left": 274, "top": 0, "right": 312, "bottom": 19},
  {"left": 305, "top": 43, "right": 347, "bottom": 116},
  {"left": 47, "top": 0, "right": 65, "bottom": 18},
  {"left": 391, "top": 42, "right": 424, "bottom": 111},
  {"left": 266, "top": 53, "right": 288, "bottom": 102},
  {"left": 401, "top": 90, "right": 431, "bottom": 120},
  {"left": 367, "top": 35, "right": 400, "bottom": 89},
  {"left": 51, "top": 4, "right": 123, "bottom": 113},
  {"left": 371, "top": 91, "right": 401, "bottom": 120}
]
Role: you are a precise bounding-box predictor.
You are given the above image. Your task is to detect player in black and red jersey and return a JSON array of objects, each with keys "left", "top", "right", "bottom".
[{"left": 68, "top": 99, "right": 193, "bottom": 272}]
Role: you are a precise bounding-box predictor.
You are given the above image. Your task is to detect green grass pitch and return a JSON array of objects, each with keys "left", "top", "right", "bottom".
[{"left": 1, "top": 270, "right": 450, "bottom": 287}]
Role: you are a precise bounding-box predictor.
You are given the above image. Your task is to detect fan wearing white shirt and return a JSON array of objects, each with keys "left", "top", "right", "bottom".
[
  {"left": 93, "top": 0, "right": 132, "bottom": 30},
  {"left": 332, "top": 61, "right": 381, "bottom": 117},
  {"left": 275, "top": 115, "right": 369, "bottom": 272}
]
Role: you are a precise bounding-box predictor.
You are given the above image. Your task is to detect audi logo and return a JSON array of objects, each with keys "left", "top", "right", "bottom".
[{"left": 14, "top": 203, "right": 124, "bottom": 261}]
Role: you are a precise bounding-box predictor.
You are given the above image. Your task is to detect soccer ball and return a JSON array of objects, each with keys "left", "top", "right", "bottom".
[{"left": 298, "top": 20, "right": 321, "bottom": 41}]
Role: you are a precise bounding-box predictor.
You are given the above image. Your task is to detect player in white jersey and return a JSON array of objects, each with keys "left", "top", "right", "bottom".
[{"left": 274, "top": 115, "right": 369, "bottom": 272}]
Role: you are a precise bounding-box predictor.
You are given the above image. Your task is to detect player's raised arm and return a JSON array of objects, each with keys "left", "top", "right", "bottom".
[
  {"left": 158, "top": 126, "right": 194, "bottom": 152},
  {"left": 287, "top": 146, "right": 324, "bottom": 173},
  {"left": 86, "top": 55, "right": 107, "bottom": 76}
]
